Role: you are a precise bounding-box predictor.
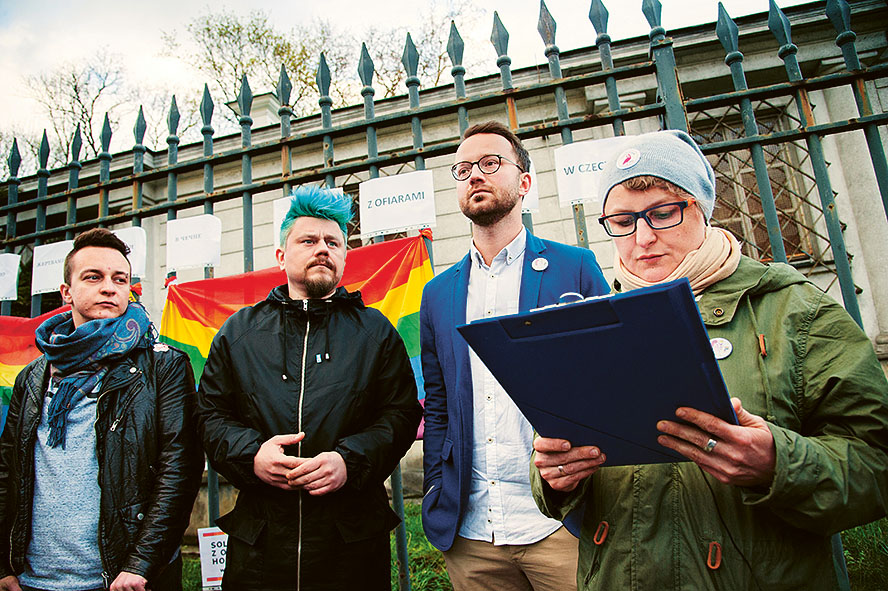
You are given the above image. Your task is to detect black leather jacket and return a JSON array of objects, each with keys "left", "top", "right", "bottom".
[{"left": 0, "top": 343, "right": 203, "bottom": 586}]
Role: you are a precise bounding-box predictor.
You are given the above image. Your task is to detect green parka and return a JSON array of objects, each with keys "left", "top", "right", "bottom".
[{"left": 531, "top": 256, "right": 888, "bottom": 590}]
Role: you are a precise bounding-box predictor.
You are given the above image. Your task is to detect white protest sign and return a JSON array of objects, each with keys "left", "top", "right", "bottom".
[
  {"left": 554, "top": 137, "right": 628, "bottom": 208},
  {"left": 522, "top": 161, "right": 540, "bottom": 214},
  {"left": 197, "top": 527, "right": 227, "bottom": 589},
  {"left": 0, "top": 253, "right": 21, "bottom": 301},
  {"left": 31, "top": 241, "right": 74, "bottom": 295},
  {"left": 166, "top": 215, "right": 222, "bottom": 272},
  {"left": 359, "top": 171, "right": 435, "bottom": 238},
  {"left": 272, "top": 188, "right": 347, "bottom": 247},
  {"left": 113, "top": 226, "right": 147, "bottom": 278}
]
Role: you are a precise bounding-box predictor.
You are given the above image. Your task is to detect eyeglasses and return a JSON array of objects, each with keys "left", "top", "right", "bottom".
[
  {"left": 451, "top": 154, "right": 524, "bottom": 181},
  {"left": 598, "top": 198, "right": 697, "bottom": 237}
]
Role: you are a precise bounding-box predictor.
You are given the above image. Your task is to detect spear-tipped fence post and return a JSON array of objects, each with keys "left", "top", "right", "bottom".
[
  {"left": 537, "top": 0, "right": 585, "bottom": 247},
  {"left": 448, "top": 22, "right": 469, "bottom": 135},
  {"left": 403, "top": 33, "right": 425, "bottom": 171},
  {"left": 278, "top": 65, "right": 294, "bottom": 196},
  {"left": 716, "top": 3, "right": 787, "bottom": 263},
  {"left": 132, "top": 108, "right": 147, "bottom": 228},
  {"left": 643, "top": 0, "right": 688, "bottom": 132},
  {"left": 359, "top": 43, "right": 380, "bottom": 183},
  {"left": 98, "top": 114, "right": 113, "bottom": 223},
  {"left": 768, "top": 0, "right": 860, "bottom": 330},
  {"left": 200, "top": 85, "right": 215, "bottom": 220},
  {"left": 491, "top": 12, "right": 532, "bottom": 231},
  {"left": 238, "top": 75, "right": 255, "bottom": 272},
  {"left": 197, "top": 84, "right": 220, "bottom": 525},
  {"left": 66, "top": 125, "right": 82, "bottom": 239},
  {"left": 318, "top": 53, "right": 336, "bottom": 190},
  {"left": 825, "top": 0, "right": 888, "bottom": 220},
  {"left": 2, "top": 140, "right": 22, "bottom": 315},
  {"left": 590, "top": 0, "right": 626, "bottom": 137},
  {"left": 31, "top": 132, "right": 50, "bottom": 316}
]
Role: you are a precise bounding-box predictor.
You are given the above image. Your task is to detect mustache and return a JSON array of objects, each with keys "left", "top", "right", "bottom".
[{"left": 308, "top": 258, "right": 335, "bottom": 270}]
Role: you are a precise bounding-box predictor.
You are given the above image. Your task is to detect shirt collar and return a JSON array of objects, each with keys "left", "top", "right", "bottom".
[{"left": 470, "top": 228, "right": 527, "bottom": 269}]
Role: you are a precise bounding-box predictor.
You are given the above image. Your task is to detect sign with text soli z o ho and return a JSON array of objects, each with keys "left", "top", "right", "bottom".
[{"left": 359, "top": 170, "right": 436, "bottom": 239}]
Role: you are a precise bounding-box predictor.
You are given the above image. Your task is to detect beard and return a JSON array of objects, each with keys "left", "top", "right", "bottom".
[
  {"left": 459, "top": 184, "right": 521, "bottom": 227},
  {"left": 304, "top": 261, "right": 340, "bottom": 298}
]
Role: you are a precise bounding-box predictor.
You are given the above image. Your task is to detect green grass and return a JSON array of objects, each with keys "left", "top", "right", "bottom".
[
  {"left": 183, "top": 511, "right": 888, "bottom": 591},
  {"left": 843, "top": 517, "right": 888, "bottom": 590},
  {"left": 182, "top": 500, "right": 452, "bottom": 591}
]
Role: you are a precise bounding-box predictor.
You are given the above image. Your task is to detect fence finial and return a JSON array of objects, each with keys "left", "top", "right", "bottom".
[
  {"left": 716, "top": 3, "right": 740, "bottom": 55},
  {"left": 448, "top": 21, "right": 464, "bottom": 67},
  {"left": 491, "top": 11, "right": 509, "bottom": 57},
  {"left": 238, "top": 75, "right": 253, "bottom": 117},
  {"left": 134, "top": 108, "right": 146, "bottom": 145},
  {"left": 200, "top": 85, "right": 214, "bottom": 127},
  {"left": 168, "top": 96, "right": 180, "bottom": 136},
  {"left": 825, "top": 0, "right": 852, "bottom": 35},
  {"left": 38, "top": 131, "right": 50, "bottom": 169},
  {"left": 358, "top": 43, "right": 375, "bottom": 88},
  {"left": 278, "top": 65, "right": 292, "bottom": 106},
  {"left": 538, "top": 0, "right": 557, "bottom": 47},
  {"left": 768, "top": 0, "right": 793, "bottom": 47},
  {"left": 403, "top": 33, "right": 419, "bottom": 78},
  {"left": 317, "top": 53, "right": 332, "bottom": 98},
  {"left": 71, "top": 124, "right": 83, "bottom": 162},
  {"left": 101, "top": 114, "right": 112, "bottom": 153},
  {"left": 589, "top": 0, "right": 609, "bottom": 36},
  {"left": 642, "top": 0, "right": 662, "bottom": 29},
  {"left": 7, "top": 138, "right": 21, "bottom": 178}
]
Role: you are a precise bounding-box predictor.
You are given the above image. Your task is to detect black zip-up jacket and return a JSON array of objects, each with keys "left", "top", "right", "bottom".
[
  {"left": 0, "top": 343, "right": 203, "bottom": 587},
  {"left": 196, "top": 285, "right": 422, "bottom": 590}
]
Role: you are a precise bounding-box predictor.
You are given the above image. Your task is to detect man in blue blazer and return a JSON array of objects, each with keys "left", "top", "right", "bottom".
[{"left": 420, "top": 121, "right": 609, "bottom": 591}]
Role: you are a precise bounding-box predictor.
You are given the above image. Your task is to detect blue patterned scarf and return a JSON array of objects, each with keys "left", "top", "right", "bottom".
[{"left": 34, "top": 303, "right": 154, "bottom": 448}]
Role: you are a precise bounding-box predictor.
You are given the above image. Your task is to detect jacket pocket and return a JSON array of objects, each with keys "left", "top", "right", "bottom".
[{"left": 118, "top": 500, "right": 148, "bottom": 546}]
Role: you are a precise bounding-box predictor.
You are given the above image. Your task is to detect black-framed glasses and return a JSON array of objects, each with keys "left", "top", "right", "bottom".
[
  {"left": 598, "top": 198, "right": 697, "bottom": 237},
  {"left": 451, "top": 154, "right": 524, "bottom": 181}
]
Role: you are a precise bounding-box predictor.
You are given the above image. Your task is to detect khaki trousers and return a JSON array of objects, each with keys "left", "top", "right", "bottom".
[{"left": 443, "top": 526, "right": 579, "bottom": 591}]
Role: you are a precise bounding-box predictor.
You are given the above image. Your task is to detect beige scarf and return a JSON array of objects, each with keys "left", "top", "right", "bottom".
[{"left": 614, "top": 226, "right": 742, "bottom": 295}]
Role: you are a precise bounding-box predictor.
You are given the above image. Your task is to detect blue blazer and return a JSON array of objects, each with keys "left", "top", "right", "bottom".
[{"left": 419, "top": 231, "right": 609, "bottom": 551}]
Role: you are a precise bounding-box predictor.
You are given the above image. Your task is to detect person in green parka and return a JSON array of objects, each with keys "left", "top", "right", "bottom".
[{"left": 531, "top": 130, "right": 888, "bottom": 591}]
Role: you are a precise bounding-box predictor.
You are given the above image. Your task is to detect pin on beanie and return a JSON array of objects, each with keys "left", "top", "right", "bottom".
[{"left": 599, "top": 130, "right": 717, "bottom": 222}]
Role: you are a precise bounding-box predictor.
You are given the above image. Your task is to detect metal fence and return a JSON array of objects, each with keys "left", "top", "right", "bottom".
[{"left": 2, "top": 0, "right": 887, "bottom": 588}]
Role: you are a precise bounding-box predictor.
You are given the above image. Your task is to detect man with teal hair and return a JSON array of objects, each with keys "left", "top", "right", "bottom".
[{"left": 198, "top": 186, "right": 422, "bottom": 590}]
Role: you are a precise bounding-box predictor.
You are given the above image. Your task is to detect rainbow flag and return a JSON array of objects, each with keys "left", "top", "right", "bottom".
[
  {"left": 0, "top": 306, "right": 70, "bottom": 432},
  {"left": 159, "top": 235, "right": 433, "bottom": 401}
]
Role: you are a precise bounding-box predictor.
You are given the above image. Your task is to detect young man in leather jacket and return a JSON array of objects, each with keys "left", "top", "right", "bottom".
[{"left": 0, "top": 228, "right": 203, "bottom": 591}]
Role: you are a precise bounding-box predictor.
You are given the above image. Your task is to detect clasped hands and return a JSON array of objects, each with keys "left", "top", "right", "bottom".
[
  {"left": 253, "top": 432, "right": 347, "bottom": 495},
  {"left": 534, "top": 397, "right": 776, "bottom": 492}
]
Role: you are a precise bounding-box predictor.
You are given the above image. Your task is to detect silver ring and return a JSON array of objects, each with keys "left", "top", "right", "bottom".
[
  {"left": 703, "top": 438, "right": 718, "bottom": 453},
  {"left": 557, "top": 465, "right": 565, "bottom": 475}
]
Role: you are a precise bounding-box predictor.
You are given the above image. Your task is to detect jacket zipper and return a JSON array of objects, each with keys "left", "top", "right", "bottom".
[
  {"left": 94, "top": 368, "right": 142, "bottom": 587},
  {"left": 297, "top": 299, "right": 310, "bottom": 591}
]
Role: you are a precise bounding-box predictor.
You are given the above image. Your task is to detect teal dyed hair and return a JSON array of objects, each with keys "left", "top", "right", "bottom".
[{"left": 279, "top": 186, "right": 353, "bottom": 245}]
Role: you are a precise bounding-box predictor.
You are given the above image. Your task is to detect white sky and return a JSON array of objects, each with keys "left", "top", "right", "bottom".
[{"left": 0, "top": 0, "right": 811, "bottom": 146}]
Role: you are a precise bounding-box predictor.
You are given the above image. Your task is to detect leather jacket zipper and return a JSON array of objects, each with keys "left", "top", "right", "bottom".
[
  {"left": 297, "top": 299, "right": 310, "bottom": 591},
  {"left": 95, "top": 368, "right": 142, "bottom": 585}
]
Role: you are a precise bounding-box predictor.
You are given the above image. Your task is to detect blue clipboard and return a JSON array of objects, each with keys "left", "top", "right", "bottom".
[{"left": 456, "top": 278, "right": 737, "bottom": 466}]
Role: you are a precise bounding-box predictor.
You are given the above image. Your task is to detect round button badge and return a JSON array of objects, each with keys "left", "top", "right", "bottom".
[{"left": 710, "top": 337, "right": 733, "bottom": 360}]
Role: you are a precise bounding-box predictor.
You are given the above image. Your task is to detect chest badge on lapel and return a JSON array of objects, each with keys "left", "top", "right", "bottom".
[
  {"left": 710, "top": 337, "right": 733, "bottom": 360},
  {"left": 531, "top": 257, "right": 548, "bottom": 272}
]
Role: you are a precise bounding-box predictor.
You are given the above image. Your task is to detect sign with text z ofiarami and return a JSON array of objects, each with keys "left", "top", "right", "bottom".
[{"left": 359, "top": 170, "right": 436, "bottom": 238}]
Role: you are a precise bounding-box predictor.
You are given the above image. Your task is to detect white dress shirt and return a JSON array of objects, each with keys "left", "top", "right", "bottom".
[{"left": 458, "top": 229, "right": 562, "bottom": 545}]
